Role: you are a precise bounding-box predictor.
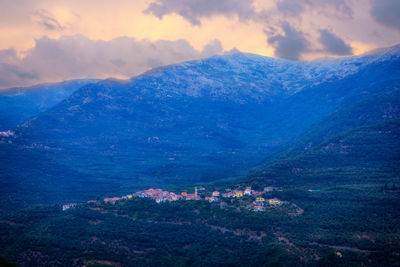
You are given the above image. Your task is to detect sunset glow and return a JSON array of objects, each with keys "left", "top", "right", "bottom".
[{"left": 0, "top": 0, "right": 399, "bottom": 88}]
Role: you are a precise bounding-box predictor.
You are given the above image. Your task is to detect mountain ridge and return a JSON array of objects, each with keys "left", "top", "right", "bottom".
[{"left": 0, "top": 45, "right": 399, "bottom": 213}]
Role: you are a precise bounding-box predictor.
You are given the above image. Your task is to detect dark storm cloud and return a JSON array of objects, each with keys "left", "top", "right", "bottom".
[
  {"left": 370, "top": 0, "right": 400, "bottom": 31},
  {"left": 33, "top": 9, "right": 63, "bottom": 31},
  {"left": 319, "top": 29, "right": 353, "bottom": 55},
  {"left": 267, "top": 23, "right": 310, "bottom": 60},
  {"left": 143, "top": 0, "right": 258, "bottom": 25}
]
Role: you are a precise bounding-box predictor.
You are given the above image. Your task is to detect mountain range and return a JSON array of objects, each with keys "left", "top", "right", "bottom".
[{"left": 0, "top": 45, "right": 399, "bottom": 213}]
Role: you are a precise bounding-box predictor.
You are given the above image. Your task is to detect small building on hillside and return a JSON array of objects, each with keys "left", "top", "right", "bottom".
[
  {"left": 222, "top": 192, "right": 235, "bottom": 198},
  {"left": 155, "top": 197, "right": 164, "bottom": 203},
  {"left": 264, "top": 187, "right": 273, "bottom": 192},
  {"left": 62, "top": 203, "right": 77, "bottom": 211},
  {"left": 244, "top": 187, "right": 252, "bottom": 196},
  {"left": 254, "top": 205, "right": 265, "bottom": 212},
  {"left": 256, "top": 197, "right": 265, "bottom": 202},
  {"left": 235, "top": 191, "right": 243, "bottom": 198},
  {"left": 104, "top": 197, "right": 121, "bottom": 204},
  {"left": 206, "top": 196, "right": 219, "bottom": 203},
  {"left": 308, "top": 189, "right": 321, "bottom": 192},
  {"left": 268, "top": 198, "right": 281, "bottom": 205},
  {"left": 212, "top": 191, "right": 220, "bottom": 197}
]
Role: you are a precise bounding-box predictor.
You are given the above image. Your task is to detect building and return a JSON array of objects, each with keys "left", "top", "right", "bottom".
[
  {"left": 235, "top": 191, "right": 243, "bottom": 198},
  {"left": 244, "top": 187, "right": 252, "bottom": 196},
  {"left": 155, "top": 197, "right": 164, "bottom": 203},
  {"left": 206, "top": 196, "right": 219, "bottom": 203},
  {"left": 255, "top": 197, "right": 265, "bottom": 202},
  {"left": 212, "top": 191, "right": 220, "bottom": 197},
  {"left": 62, "top": 203, "right": 77, "bottom": 211},
  {"left": 308, "top": 189, "right": 321, "bottom": 192},
  {"left": 104, "top": 197, "right": 121, "bottom": 204},
  {"left": 222, "top": 192, "right": 235, "bottom": 198},
  {"left": 264, "top": 187, "right": 273, "bottom": 192},
  {"left": 254, "top": 205, "right": 265, "bottom": 212},
  {"left": 87, "top": 200, "right": 97, "bottom": 204},
  {"left": 268, "top": 198, "right": 281, "bottom": 205},
  {"left": 185, "top": 193, "right": 200, "bottom": 200}
]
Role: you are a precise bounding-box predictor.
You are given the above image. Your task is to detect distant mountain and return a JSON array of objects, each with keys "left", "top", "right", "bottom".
[
  {"left": 0, "top": 79, "right": 97, "bottom": 131},
  {"left": 0, "top": 45, "right": 399, "bottom": 212}
]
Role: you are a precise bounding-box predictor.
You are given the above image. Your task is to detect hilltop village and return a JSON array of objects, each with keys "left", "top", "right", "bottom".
[{"left": 62, "top": 186, "right": 299, "bottom": 213}]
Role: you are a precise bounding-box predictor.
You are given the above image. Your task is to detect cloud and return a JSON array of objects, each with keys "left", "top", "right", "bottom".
[
  {"left": 143, "top": 0, "right": 258, "bottom": 25},
  {"left": 276, "top": 0, "right": 305, "bottom": 16},
  {"left": 200, "top": 39, "right": 224, "bottom": 57},
  {"left": 0, "top": 35, "right": 224, "bottom": 89},
  {"left": 370, "top": 0, "right": 400, "bottom": 31},
  {"left": 319, "top": 29, "right": 353, "bottom": 55},
  {"left": 267, "top": 22, "right": 310, "bottom": 60},
  {"left": 318, "top": 0, "right": 353, "bottom": 19},
  {"left": 33, "top": 9, "right": 63, "bottom": 31},
  {"left": 275, "top": 0, "right": 353, "bottom": 19}
]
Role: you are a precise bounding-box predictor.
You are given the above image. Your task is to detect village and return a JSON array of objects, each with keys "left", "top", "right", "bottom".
[{"left": 62, "top": 185, "right": 293, "bottom": 212}]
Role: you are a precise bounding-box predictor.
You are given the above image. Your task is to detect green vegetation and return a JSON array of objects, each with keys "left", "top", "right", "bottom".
[
  {"left": 1, "top": 185, "right": 399, "bottom": 266},
  {"left": 0, "top": 254, "right": 17, "bottom": 267}
]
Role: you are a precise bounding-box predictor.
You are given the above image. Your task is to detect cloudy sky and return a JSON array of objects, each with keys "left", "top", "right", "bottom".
[{"left": 0, "top": 0, "right": 399, "bottom": 89}]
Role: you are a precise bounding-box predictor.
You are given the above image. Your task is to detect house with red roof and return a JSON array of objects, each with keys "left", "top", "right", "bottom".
[
  {"left": 62, "top": 203, "right": 77, "bottom": 211},
  {"left": 212, "top": 191, "right": 220, "bottom": 197}
]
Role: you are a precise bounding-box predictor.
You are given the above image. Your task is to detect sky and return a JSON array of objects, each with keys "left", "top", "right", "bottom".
[{"left": 0, "top": 0, "right": 399, "bottom": 89}]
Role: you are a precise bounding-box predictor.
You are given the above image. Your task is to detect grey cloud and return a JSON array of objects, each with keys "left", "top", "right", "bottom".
[
  {"left": 33, "top": 9, "right": 63, "bottom": 31},
  {"left": 0, "top": 49, "right": 39, "bottom": 88},
  {"left": 307, "top": 0, "right": 353, "bottom": 19},
  {"left": 143, "top": 0, "right": 257, "bottom": 25},
  {"left": 0, "top": 35, "right": 224, "bottom": 89},
  {"left": 319, "top": 29, "right": 353, "bottom": 55},
  {"left": 267, "top": 23, "right": 310, "bottom": 60},
  {"left": 276, "top": 0, "right": 353, "bottom": 19},
  {"left": 200, "top": 40, "right": 223, "bottom": 58},
  {"left": 276, "top": 0, "right": 305, "bottom": 16},
  {"left": 0, "top": 62, "right": 39, "bottom": 88},
  {"left": 324, "top": 0, "right": 353, "bottom": 19},
  {"left": 370, "top": 0, "right": 400, "bottom": 31}
]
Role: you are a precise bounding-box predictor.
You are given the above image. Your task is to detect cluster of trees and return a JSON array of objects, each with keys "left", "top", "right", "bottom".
[{"left": 0, "top": 182, "right": 399, "bottom": 266}]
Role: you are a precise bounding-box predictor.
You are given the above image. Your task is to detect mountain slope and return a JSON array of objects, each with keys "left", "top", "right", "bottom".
[
  {"left": 255, "top": 86, "right": 400, "bottom": 167},
  {"left": 0, "top": 79, "right": 97, "bottom": 131},
  {"left": 1, "top": 46, "right": 400, "bottom": 211},
  {"left": 247, "top": 89, "right": 400, "bottom": 188}
]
